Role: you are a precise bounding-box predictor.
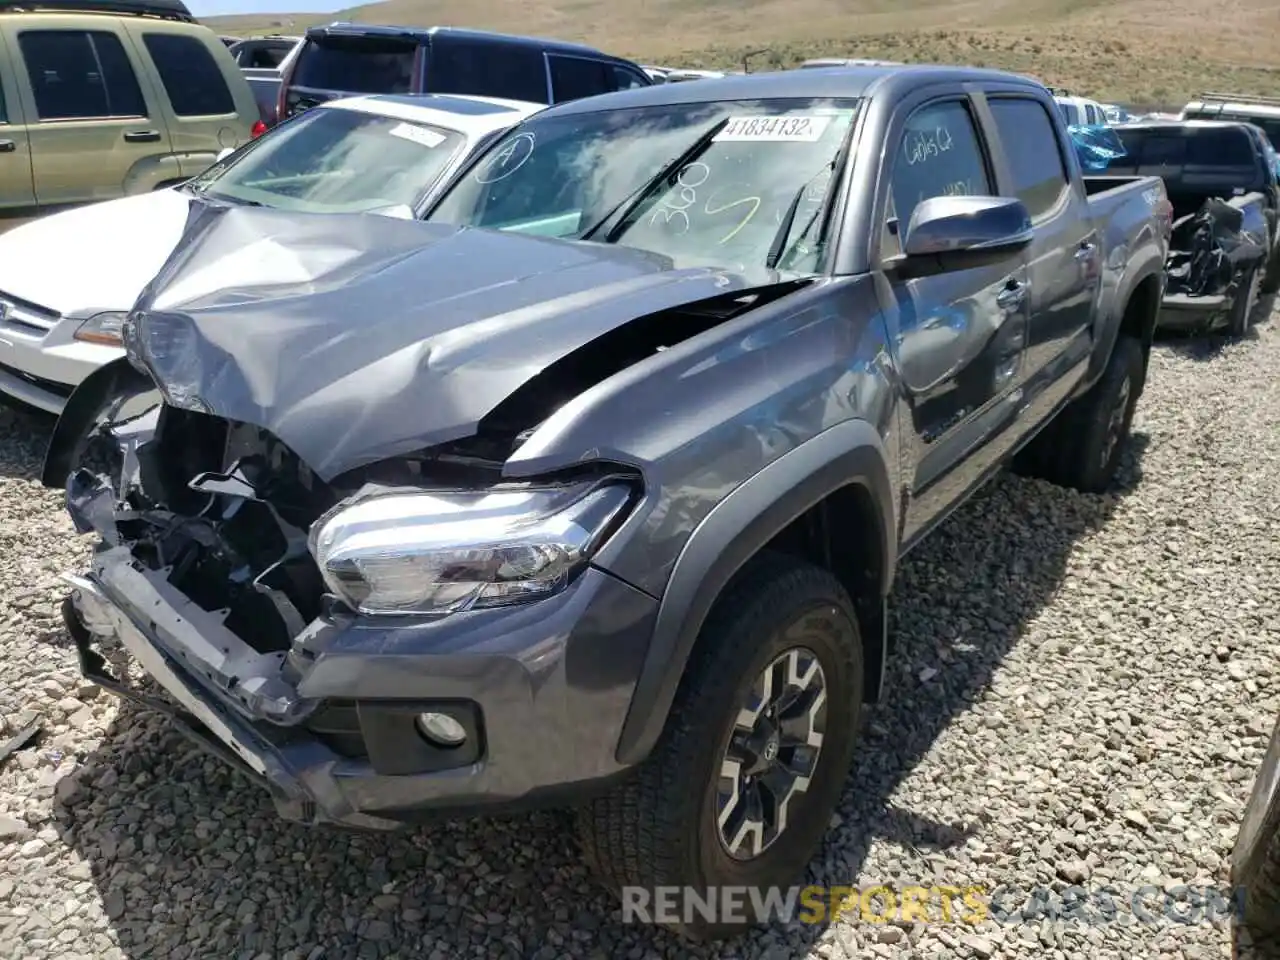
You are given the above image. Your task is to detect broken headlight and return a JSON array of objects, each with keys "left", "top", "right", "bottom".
[
  {"left": 124, "top": 311, "right": 209, "bottom": 413},
  {"left": 308, "top": 479, "right": 634, "bottom": 616}
]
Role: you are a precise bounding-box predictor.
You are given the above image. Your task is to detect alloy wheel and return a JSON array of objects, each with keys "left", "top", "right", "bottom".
[{"left": 716, "top": 646, "right": 828, "bottom": 860}]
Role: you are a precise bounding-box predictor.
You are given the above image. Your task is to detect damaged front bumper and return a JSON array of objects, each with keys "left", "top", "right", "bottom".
[{"left": 61, "top": 478, "right": 660, "bottom": 829}]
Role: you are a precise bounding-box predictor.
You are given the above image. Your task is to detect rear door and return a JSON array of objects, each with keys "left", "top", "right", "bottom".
[
  {"left": 5, "top": 17, "right": 175, "bottom": 208},
  {"left": 983, "top": 94, "right": 1098, "bottom": 382},
  {"left": 0, "top": 28, "right": 35, "bottom": 223},
  {"left": 283, "top": 32, "right": 420, "bottom": 120},
  {"left": 129, "top": 24, "right": 255, "bottom": 177}
]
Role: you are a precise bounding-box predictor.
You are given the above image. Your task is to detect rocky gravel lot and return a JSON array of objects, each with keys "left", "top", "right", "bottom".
[{"left": 2, "top": 308, "right": 1280, "bottom": 960}]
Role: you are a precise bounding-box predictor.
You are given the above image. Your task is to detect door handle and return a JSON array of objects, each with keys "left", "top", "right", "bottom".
[
  {"left": 1074, "top": 241, "right": 1097, "bottom": 261},
  {"left": 123, "top": 130, "right": 162, "bottom": 143},
  {"left": 996, "top": 280, "right": 1027, "bottom": 310},
  {"left": 0, "top": 140, "right": 14, "bottom": 154}
]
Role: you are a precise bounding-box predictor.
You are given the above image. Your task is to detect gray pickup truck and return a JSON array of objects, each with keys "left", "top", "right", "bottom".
[{"left": 56, "top": 65, "right": 1171, "bottom": 939}]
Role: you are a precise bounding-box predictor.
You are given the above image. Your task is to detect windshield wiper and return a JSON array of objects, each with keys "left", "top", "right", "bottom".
[
  {"left": 579, "top": 117, "right": 730, "bottom": 244},
  {"left": 764, "top": 115, "right": 859, "bottom": 270}
]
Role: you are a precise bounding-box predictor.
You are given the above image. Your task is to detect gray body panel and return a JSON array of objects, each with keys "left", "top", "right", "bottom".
[{"left": 61, "top": 64, "right": 1170, "bottom": 823}]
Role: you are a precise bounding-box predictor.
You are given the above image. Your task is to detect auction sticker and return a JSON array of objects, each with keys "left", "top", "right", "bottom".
[
  {"left": 714, "top": 115, "right": 832, "bottom": 142},
  {"left": 388, "top": 122, "right": 446, "bottom": 148}
]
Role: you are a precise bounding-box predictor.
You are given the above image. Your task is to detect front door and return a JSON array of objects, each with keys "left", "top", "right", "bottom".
[
  {"left": 875, "top": 95, "right": 1032, "bottom": 545},
  {"left": 5, "top": 22, "right": 174, "bottom": 209}
]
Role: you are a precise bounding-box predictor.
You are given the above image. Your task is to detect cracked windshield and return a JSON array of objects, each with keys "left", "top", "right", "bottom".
[{"left": 427, "top": 98, "right": 860, "bottom": 274}]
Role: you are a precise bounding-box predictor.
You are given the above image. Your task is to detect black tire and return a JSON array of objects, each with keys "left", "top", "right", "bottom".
[
  {"left": 1261, "top": 248, "right": 1280, "bottom": 296},
  {"left": 575, "top": 552, "right": 864, "bottom": 941},
  {"left": 1233, "top": 715, "right": 1280, "bottom": 944},
  {"left": 1229, "top": 264, "right": 1262, "bottom": 337},
  {"left": 1013, "top": 335, "right": 1145, "bottom": 494}
]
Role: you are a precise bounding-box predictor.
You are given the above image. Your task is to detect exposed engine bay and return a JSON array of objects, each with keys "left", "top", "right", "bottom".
[{"left": 64, "top": 284, "right": 808, "bottom": 716}]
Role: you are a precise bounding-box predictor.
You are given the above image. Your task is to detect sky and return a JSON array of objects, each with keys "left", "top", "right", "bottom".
[{"left": 187, "top": 1, "right": 347, "bottom": 16}]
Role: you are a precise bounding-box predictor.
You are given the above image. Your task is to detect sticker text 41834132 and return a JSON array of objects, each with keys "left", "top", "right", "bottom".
[{"left": 714, "top": 115, "right": 833, "bottom": 143}]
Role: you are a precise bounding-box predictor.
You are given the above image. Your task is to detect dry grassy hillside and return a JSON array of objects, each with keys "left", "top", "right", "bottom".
[{"left": 207, "top": 0, "right": 1280, "bottom": 106}]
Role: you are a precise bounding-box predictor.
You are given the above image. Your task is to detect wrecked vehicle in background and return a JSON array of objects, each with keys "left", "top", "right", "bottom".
[
  {"left": 55, "top": 66, "right": 1170, "bottom": 940},
  {"left": 31, "top": 92, "right": 543, "bottom": 486},
  {"left": 1107, "top": 120, "right": 1280, "bottom": 335}
]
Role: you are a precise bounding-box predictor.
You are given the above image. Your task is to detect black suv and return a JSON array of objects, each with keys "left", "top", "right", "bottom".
[{"left": 277, "top": 24, "right": 651, "bottom": 122}]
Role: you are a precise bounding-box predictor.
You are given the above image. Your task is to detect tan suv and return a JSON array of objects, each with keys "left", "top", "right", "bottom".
[{"left": 0, "top": 0, "right": 260, "bottom": 230}]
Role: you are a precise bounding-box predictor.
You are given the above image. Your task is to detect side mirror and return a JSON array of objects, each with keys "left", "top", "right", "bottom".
[
  {"left": 215, "top": 147, "right": 234, "bottom": 163},
  {"left": 896, "top": 195, "right": 1033, "bottom": 277}
]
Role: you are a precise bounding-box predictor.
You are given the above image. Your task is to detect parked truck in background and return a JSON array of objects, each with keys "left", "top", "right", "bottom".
[
  {"left": 1108, "top": 119, "right": 1280, "bottom": 334},
  {"left": 1182, "top": 91, "right": 1280, "bottom": 152},
  {"left": 58, "top": 64, "right": 1171, "bottom": 941}
]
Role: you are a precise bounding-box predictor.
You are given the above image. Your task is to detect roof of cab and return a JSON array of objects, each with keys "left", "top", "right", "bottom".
[
  {"left": 320, "top": 93, "right": 544, "bottom": 137},
  {"left": 533, "top": 63, "right": 1048, "bottom": 119},
  {"left": 305, "top": 22, "right": 629, "bottom": 61},
  {"left": 1118, "top": 119, "right": 1255, "bottom": 132}
]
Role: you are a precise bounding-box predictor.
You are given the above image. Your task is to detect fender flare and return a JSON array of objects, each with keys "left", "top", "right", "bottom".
[
  {"left": 40, "top": 357, "right": 154, "bottom": 489},
  {"left": 1083, "top": 255, "right": 1165, "bottom": 391},
  {"left": 612, "top": 418, "right": 897, "bottom": 766}
]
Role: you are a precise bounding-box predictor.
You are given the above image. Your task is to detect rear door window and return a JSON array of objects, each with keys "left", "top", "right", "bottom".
[
  {"left": 548, "top": 55, "right": 610, "bottom": 103},
  {"left": 426, "top": 38, "right": 549, "bottom": 102},
  {"left": 988, "top": 98, "right": 1070, "bottom": 218},
  {"left": 292, "top": 36, "right": 417, "bottom": 94},
  {"left": 18, "top": 29, "right": 146, "bottom": 120},
  {"left": 143, "top": 33, "right": 234, "bottom": 117}
]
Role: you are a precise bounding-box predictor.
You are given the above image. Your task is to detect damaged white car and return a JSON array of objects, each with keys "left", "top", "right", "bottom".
[{"left": 0, "top": 91, "right": 539, "bottom": 441}]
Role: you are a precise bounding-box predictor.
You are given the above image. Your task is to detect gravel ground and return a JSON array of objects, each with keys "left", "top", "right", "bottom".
[{"left": 2, "top": 308, "right": 1280, "bottom": 960}]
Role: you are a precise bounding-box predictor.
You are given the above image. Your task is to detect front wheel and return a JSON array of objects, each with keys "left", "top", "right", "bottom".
[
  {"left": 1233, "top": 715, "right": 1280, "bottom": 943},
  {"left": 576, "top": 552, "right": 864, "bottom": 941}
]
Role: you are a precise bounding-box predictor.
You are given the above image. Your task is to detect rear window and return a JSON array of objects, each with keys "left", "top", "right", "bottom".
[
  {"left": 1185, "top": 111, "right": 1280, "bottom": 152},
  {"left": 144, "top": 33, "right": 234, "bottom": 117},
  {"left": 236, "top": 42, "right": 292, "bottom": 69},
  {"left": 1115, "top": 127, "right": 1256, "bottom": 167},
  {"left": 425, "top": 38, "right": 549, "bottom": 103},
  {"left": 292, "top": 36, "right": 417, "bottom": 94}
]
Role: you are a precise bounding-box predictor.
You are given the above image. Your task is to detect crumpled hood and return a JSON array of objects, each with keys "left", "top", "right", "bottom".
[
  {"left": 131, "top": 205, "right": 762, "bottom": 481},
  {"left": 0, "top": 189, "right": 196, "bottom": 315}
]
